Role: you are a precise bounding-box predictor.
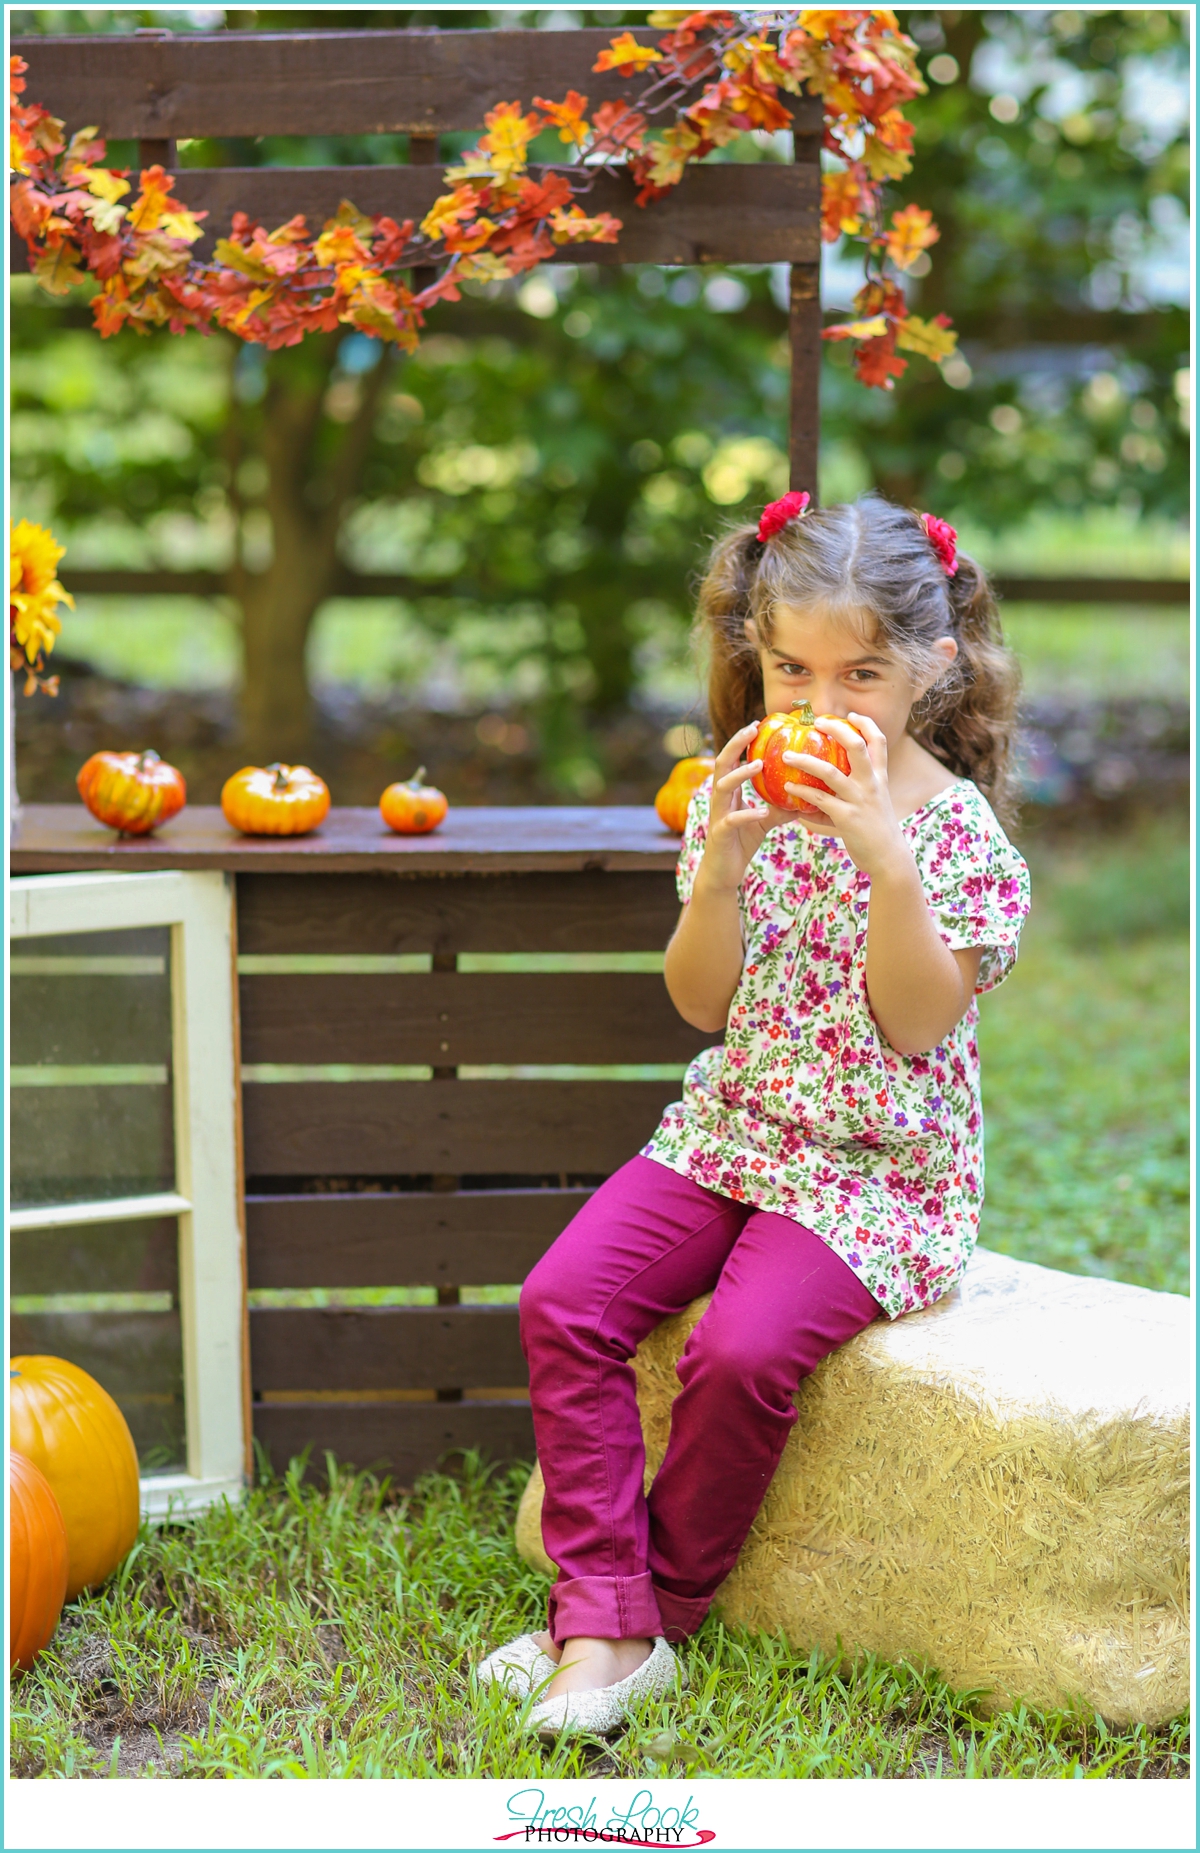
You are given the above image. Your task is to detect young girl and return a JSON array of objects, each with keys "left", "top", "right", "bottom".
[{"left": 479, "top": 490, "right": 1031, "bottom": 1738}]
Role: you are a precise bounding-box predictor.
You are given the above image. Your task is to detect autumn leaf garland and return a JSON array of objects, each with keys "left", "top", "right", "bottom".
[{"left": 9, "top": 9, "right": 957, "bottom": 390}]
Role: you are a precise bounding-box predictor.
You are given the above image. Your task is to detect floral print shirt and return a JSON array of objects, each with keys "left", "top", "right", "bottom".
[{"left": 642, "top": 778, "right": 1031, "bottom": 1319}]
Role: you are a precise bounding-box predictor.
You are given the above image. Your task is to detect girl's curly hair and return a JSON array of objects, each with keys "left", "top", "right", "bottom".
[{"left": 696, "top": 490, "right": 1023, "bottom": 828}]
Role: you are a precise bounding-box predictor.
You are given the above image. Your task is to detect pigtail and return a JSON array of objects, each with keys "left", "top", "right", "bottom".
[
  {"left": 695, "top": 525, "right": 765, "bottom": 750},
  {"left": 909, "top": 549, "right": 1023, "bottom": 829}
]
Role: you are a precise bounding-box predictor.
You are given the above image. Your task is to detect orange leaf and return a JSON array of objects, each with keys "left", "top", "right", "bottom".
[
  {"left": 885, "top": 203, "right": 939, "bottom": 272},
  {"left": 533, "top": 90, "right": 590, "bottom": 148},
  {"left": 593, "top": 31, "right": 663, "bottom": 76}
]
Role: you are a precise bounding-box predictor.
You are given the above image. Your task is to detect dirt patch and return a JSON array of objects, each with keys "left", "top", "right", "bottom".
[{"left": 51, "top": 1624, "right": 219, "bottom": 1780}]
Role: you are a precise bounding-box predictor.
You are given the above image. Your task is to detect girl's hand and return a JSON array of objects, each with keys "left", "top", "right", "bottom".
[
  {"left": 781, "top": 713, "right": 907, "bottom": 878},
  {"left": 696, "top": 723, "right": 794, "bottom": 896}
]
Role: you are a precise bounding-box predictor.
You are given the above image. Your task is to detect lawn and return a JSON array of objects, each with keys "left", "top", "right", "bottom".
[
  {"left": 980, "top": 815, "right": 1190, "bottom": 1296},
  {"left": 9, "top": 1457, "right": 1190, "bottom": 1782},
  {"left": 10, "top": 815, "right": 1190, "bottom": 1780}
]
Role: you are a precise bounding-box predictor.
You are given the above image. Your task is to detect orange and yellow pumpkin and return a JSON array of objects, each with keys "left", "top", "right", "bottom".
[
  {"left": 9, "top": 1449, "right": 69, "bottom": 1670},
  {"left": 654, "top": 754, "right": 715, "bottom": 835},
  {"left": 76, "top": 749, "right": 186, "bottom": 836},
  {"left": 9, "top": 1357, "right": 140, "bottom": 1601},
  {"left": 221, "top": 763, "right": 330, "bottom": 837},
  {"left": 379, "top": 767, "right": 448, "bottom": 836}
]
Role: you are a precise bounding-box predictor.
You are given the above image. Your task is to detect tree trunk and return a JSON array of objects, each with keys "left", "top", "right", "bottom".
[{"left": 225, "top": 337, "right": 394, "bottom": 763}]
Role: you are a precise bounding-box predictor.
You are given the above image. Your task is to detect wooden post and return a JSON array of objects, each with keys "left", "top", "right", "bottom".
[
  {"left": 139, "top": 139, "right": 177, "bottom": 170},
  {"left": 134, "top": 24, "right": 174, "bottom": 170},
  {"left": 789, "top": 262, "right": 821, "bottom": 502},
  {"left": 409, "top": 132, "right": 440, "bottom": 300}
]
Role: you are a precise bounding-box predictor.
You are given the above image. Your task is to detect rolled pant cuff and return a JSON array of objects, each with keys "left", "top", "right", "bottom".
[
  {"left": 547, "top": 1573, "right": 663, "bottom": 1645},
  {"left": 652, "top": 1584, "right": 712, "bottom": 1643}
]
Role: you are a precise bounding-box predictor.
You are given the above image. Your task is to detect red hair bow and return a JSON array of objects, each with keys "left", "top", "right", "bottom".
[
  {"left": 757, "top": 490, "right": 810, "bottom": 543},
  {"left": 921, "top": 512, "right": 958, "bottom": 576}
]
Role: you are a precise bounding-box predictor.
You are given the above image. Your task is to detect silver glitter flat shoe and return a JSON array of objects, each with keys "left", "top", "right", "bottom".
[
  {"left": 525, "top": 1636, "right": 677, "bottom": 1740},
  {"left": 475, "top": 1633, "right": 559, "bottom": 1699}
]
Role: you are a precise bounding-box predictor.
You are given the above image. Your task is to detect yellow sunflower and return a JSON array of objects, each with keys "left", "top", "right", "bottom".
[{"left": 10, "top": 518, "right": 73, "bottom": 689}]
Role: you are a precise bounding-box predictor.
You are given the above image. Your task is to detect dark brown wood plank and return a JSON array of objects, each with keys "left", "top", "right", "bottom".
[
  {"left": 240, "top": 971, "right": 705, "bottom": 1066},
  {"left": 242, "top": 1078, "right": 681, "bottom": 1177},
  {"left": 236, "top": 871, "right": 681, "bottom": 956},
  {"left": 11, "top": 1217, "right": 178, "bottom": 1298},
  {"left": 11, "top": 30, "right": 823, "bottom": 140},
  {"left": 53, "top": 565, "right": 1193, "bottom": 606},
  {"left": 11, "top": 805, "right": 685, "bottom": 875},
  {"left": 245, "top": 1189, "right": 585, "bottom": 1290},
  {"left": 127, "top": 162, "right": 818, "bottom": 267},
  {"left": 991, "top": 576, "right": 1191, "bottom": 606},
  {"left": 252, "top": 1398, "right": 534, "bottom": 1482},
  {"left": 11, "top": 162, "right": 819, "bottom": 271},
  {"left": 249, "top": 1304, "right": 525, "bottom": 1392}
]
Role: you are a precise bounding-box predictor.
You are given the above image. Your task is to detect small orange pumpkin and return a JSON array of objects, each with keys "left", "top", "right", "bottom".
[
  {"left": 9, "top": 1449, "right": 70, "bottom": 1671},
  {"left": 750, "top": 701, "right": 864, "bottom": 812},
  {"left": 654, "top": 754, "right": 716, "bottom": 834},
  {"left": 76, "top": 749, "right": 186, "bottom": 836},
  {"left": 221, "top": 763, "right": 331, "bottom": 837},
  {"left": 380, "top": 767, "right": 448, "bottom": 836},
  {"left": 10, "top": 1357, "right": 140, "bottom": 1601}
]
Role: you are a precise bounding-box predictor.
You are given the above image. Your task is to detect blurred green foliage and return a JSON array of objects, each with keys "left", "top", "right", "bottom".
[
  {"left": 980, "top": 817, "right": 1189, "bottom": 1295},
  {"left": 1041, "top": 822, "right": 1190, "bottom": 946},
  {"left": 9, "top": 8, "right": 1189, "bottom": 773}
]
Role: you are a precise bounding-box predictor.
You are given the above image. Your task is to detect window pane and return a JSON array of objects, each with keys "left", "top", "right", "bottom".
[
  {"left": 10, "top": 927, "right": 174, "bottom": 1208},
  {"left": 10, "top": 1216, "right": 186, "bottom": 1474}
]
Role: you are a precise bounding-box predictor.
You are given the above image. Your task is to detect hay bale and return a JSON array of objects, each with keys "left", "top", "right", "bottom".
[{"left": 515, "top": 1246, "right": 1189, "bottom": 1724}]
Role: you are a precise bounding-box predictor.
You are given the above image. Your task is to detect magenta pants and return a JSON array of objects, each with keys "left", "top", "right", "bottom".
[{"left": 519, "top": 1154, "right": 881, "bottom": 1645}]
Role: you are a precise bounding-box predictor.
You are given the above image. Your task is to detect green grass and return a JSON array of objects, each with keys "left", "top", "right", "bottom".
[
  {"left": 10, "top": 819, "right": 1190, "bottom": 1780},
  {"left": 9, "top": 1456, "right": 1189, "bottom": 1781},
  {"left": 979, "top": 818, "right": 1190, "bottom": 1294}
]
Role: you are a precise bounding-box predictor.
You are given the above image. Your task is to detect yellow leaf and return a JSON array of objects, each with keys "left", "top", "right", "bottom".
[
  {"left": 827, "top": 315, "right": 889, "bottom": 340},
  {"left": 86, "top": 167, "right": 131, "bottom": 204},
  {"left": 895, "top": 314, "right": 958, "bottom": 362},
  {"left": 213, "top": 237, "right": 274, "bottom": 280},
  {"left": 861, "top": 136, "right": 912, "bottom": 182},
  {"left": 160, "top": 207, "right": 206, "bottom": 243},
  {"left": 230, "top": 286, "right": 274, "bottom": 330},
  {"left": 32, "top": 241, "right": 86, "bottom": 296},
  {"left": 593, "top": 31, "right": 662, "bottom": 74},
  {"left": 420, "top": 186, "right": 479, "bottom": 243},
  {"left": 453, "top": 250, "right": 513, "bottom": 284},
  {"left": 329, "top": 199, "right": 374, "bottom": 239},
  {"left": 82, "top": 195, "right": 127, "bottom": 235}
]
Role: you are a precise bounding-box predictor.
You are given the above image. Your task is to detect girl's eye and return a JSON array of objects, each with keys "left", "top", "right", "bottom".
[{"left": 850, "top": 669, "right": 878, "bottom": 682}]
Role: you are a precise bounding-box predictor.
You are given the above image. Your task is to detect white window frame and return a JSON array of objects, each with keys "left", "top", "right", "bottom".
[{"left": 9, "top": 870, "right": 248, "bottom": 1519}]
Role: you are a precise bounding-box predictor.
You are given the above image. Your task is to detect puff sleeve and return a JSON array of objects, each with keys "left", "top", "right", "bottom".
[
  {"left": 675, "top": 780, "right": 712, "bottom": 906},
  {"left": 910, "top": 784, "right": 1031, "bottom": 993}
]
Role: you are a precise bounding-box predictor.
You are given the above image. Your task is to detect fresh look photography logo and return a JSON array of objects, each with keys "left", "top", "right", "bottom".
[{"left": 495, "top": 1787, "right": 715, "bottom": 1847}]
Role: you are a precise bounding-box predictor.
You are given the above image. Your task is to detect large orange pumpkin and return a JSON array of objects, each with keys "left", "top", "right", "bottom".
[
  {"left": 379, "top": 767, "right": 448, "bottom": 836},
  {"left": 221, "top": 763, "right": 330, "bottom": 836},
  {"left": 9, "top": 1450, "right": 69, "bottom": 1671},
  {"left": 76, "top": 749, "right": 186, "bottom": 836},
  {"left": 654, "top": 755, "right": 715, "bottom": 834},
  {"left": 9, "top": 1358, "right": 140, "bottom": 1601},
  {"left": 750, "top": 702, "right": 865, "bottom": 812}
]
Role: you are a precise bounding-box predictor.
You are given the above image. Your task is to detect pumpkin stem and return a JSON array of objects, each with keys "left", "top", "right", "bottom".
[
  {"left": 267, "top": 763, "right": 289, "bottom": 791},
  {"left": 409, "top": 766, "right": 428, "bottom": 788},
  {"left": 789, "top": 700, "right": 816, "bottom": 727},
  {"left": 137, "top": 749, "right": 161, "bottom": 770}
]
